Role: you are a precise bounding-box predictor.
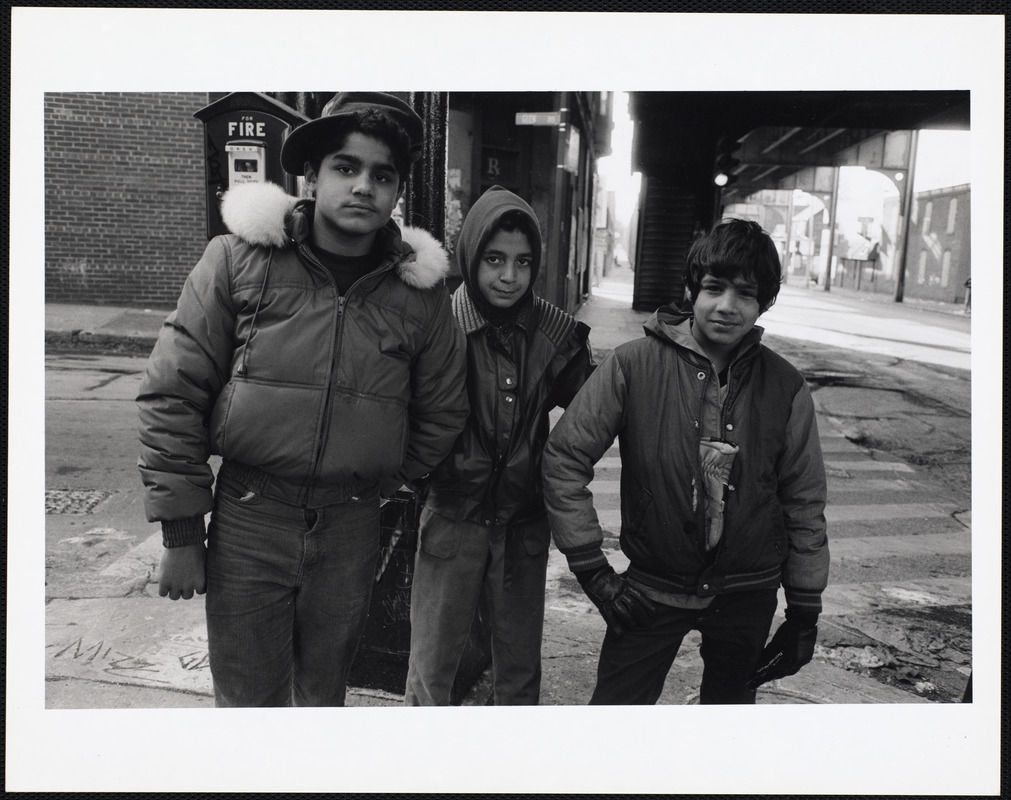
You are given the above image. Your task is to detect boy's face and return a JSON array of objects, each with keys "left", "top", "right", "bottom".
[
  {"left": 304, "top": 131, "right": 404, "bottom": 255},
  {"left": 475, "top": 229, "right": 533, "bottom": 309},
  {"left": 689, "top": 272, "right": 761, "bottom": 360}
]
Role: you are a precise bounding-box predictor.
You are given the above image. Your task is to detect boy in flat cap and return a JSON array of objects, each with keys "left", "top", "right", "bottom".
[{"left": 138, "top": 92, "right": 468, "bottom": 707}]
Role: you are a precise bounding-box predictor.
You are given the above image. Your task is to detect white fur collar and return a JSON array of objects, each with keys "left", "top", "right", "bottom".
[{"left": 220, "top": 182, "right": 450, "bottom": 290}]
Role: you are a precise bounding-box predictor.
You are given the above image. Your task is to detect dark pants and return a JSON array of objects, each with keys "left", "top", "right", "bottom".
[
  {"left": 405, "top": 509, "right": 549, "bottom": 706},
  {"left": 205, "top": 469, "right": 380, "bottom": 707},
  {"left": 590, "top": 587, "right": 779, "bottom": 705}
]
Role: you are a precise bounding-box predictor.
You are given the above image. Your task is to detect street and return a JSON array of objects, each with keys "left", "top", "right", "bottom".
[{"left": 41, "top": 270, "right": 975, "bottom": 707}]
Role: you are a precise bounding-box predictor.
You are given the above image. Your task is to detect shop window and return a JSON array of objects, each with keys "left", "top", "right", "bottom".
[
  {"left": 946, "top": 199, "right": 958, "bottom": 234},
  {"left": 917, "top": 250, "right": 927, "bottom": 284},
  {"left": 922, "top": 201, "right": 933, "bottom": 233},
  {"left": 941, "top": 250, "right": 951, "bottom": 287}
]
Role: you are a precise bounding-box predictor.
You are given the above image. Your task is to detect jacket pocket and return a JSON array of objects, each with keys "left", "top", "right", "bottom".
[
  {"left": 731, "top": 493, "right": 786, "bottom": 563},
  {"left": 214, "top": 469, "right": 262, "bottom": 507},
  {"left": 418, "top": 506, "right": 463, "bottom": 559},
  {"left": 211, "top": 379, "right": 318, "bottom": 477},
  {"left": 319, "top": 389, "right": 408, "bottom": 480},
  {"left": 766, "top": 495, "right": 787, "bottom": 555},
  {"left": 620, "top": 477, "right": 653, "bottom": 536}
]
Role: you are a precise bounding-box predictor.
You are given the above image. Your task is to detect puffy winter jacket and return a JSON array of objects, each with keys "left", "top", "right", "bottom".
[
  {"left": 543, "top": 306, "right": 829, "bottom": 615},
  {"left": 137, "top": 182, "right": 468, "bottom": 541}
]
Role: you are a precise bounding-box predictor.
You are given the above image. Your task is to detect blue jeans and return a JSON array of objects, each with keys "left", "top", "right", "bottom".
[
  {"left": 404, "top": 508, "right": 550, "bottom": 706},
  {"left": 205, "top": 468, "right": 380, "bottom": 707},
  {"left": 589, "top": 587, "right": 779, "bottom": 705}
]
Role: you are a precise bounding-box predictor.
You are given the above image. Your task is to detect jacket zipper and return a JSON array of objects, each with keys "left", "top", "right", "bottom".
[{"left": 299, "top": 243, "right": 399, "bottom": 502}]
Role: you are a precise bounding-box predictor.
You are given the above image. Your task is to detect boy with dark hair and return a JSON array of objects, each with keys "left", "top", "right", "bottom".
[
  {"left": 542, "top": 217, "right": 829, "bottom": 704},
  {"left": 137, "top": 92, "right": 468, "bottom": 707},
  {"left": 404, "top": 186, "right": 595, "bottom": 705}
]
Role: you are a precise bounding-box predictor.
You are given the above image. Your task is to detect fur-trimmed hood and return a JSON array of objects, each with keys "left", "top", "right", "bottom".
[{"left": 220, "top": 182, "right": 450, "bottom": 290}]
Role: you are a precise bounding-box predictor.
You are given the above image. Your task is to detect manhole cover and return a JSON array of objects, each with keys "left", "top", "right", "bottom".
[{"left": 45, "top": 489, "right": 113, "bottom": 514}]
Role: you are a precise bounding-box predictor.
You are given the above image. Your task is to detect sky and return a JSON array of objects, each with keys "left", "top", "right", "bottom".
[
  {"left": 915, "top": 129, "right": 972, "bottom": 191},
  {"left": 594, "top": 92, "right": 641, "bottom": 227}
]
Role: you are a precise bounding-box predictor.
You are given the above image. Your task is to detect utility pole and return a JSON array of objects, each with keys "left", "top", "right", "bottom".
[
  {"left": 824, "top": 167, "right": 840, "bottom": 291},
  {"left": 893, "top": 129, "right": 919, "bottom": 303}
]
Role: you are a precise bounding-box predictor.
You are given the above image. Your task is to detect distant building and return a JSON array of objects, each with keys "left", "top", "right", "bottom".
[{"left": 904, "top": 184, "right": 970, "bottom": 304}]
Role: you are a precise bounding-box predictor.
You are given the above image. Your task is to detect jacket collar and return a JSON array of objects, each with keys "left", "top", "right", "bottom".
[
  {"left": 453, "top": 284, "right": 534, "bottom": 336},
  {"left": 644, "top": 305, "right": 764, "bottom": 367},
  {"left": 219, "top": 182, "right": 450, "bottom": 290}
]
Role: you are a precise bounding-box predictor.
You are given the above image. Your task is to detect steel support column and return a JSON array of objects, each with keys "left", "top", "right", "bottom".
[
  {"left": 823, "top": 167, "right": 841, "bottom": 291},
  {"left": 893, "top": 129, "right": 919, "bottom": 303},
  {"left": 405, "top": 92, "right": 449, "bottom": 242}
]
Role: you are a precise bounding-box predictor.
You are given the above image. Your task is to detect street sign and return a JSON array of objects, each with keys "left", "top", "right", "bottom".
[{"left": 515, "top": 111, "right": 562, "bottom": 126}]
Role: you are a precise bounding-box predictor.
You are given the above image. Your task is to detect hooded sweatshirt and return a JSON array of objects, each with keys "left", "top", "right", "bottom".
[
  {"left": 455, "top": 185, "right": 541, "bottom": 327},
  {"left": 425, "top": 186, "right": 594, "bottom": 528}
]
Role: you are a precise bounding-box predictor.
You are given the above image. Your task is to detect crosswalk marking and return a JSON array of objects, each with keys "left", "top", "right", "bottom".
[
  {"left": 594, "top": 458, "right": 915, "bottom": 474},
  {"left": 818, "top": 577, "right": 972, "bottom": 616},
  {"left": 588, "top": 478, "right": 922, "bottom": 495},
  {"left": 826, "top": 503, "right": 959, "bottom": 522},
  {"left": 828, "top": 478, "right": 916, "bottom": 492},
  {"left": 830, "top": 531, "right": 971, "bottom": 559},
  {"left": 825, "top": 460, "right": 915, "bottom": 473}
]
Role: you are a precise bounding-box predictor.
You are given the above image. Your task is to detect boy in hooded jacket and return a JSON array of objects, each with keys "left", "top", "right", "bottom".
[
  {"left": 542, "top": 218, "right": 829, "bottom": 704},
  {"left": 137, "top": 93, "right": 468, "bottom": 707},
  {"left": 404, "top": 186, "right": 595, "bottom": 705}
]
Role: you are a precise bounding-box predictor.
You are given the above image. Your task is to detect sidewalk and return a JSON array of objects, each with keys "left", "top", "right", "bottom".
[{"left": 43, "top": 265, "right": 962, "bottom": 707}]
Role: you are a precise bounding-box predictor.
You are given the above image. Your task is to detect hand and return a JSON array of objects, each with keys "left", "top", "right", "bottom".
[
  {"left": 379, "top": 477, "right": 406, "bottom": 503},
  {"left": 157, "top": 544, "right": 207, "bottom": 600},
  {"left": 746, "top": 616, "right": 818, "bottom": 689},
  {"left": 577, "top": 566, "right": 656, "bottom": 636}
]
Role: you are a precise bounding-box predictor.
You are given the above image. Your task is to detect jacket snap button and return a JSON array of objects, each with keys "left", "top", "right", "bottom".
[
  {"left": 697, "top": 371, "right": 706, "bottom": 380},
  {"left": 725, "top": 423, "right": 734, "bottom": 431},
  {"left": 505, "top": 395, "right": 514, "bottom": 403},
  {"left": 702, "top": 583, "right": 709, "bottom": 591},
  {"left": 505, "top": 377, "right": 514, "bottom": 386}
]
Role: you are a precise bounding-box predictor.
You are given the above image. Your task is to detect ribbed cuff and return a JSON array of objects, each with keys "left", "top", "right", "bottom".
[
  {"left": 783, "top": 584, "right": 823, "bottom": 618},
  {"left": 563, "top": 545, "right": 609, "bottom": 574},
  {"left": 162, "top": 515, "right": 207, "bottom": 548}
]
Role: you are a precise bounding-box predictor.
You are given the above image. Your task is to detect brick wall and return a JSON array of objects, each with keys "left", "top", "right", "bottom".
[
  {"left": 906, "top": 184, "right": 971, "bottom": 304},
  {"left": 45, "top": 92, "right": 210, "bottom": 307}
]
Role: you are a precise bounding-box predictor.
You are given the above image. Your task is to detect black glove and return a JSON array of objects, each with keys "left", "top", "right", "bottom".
[
  {"left": 746, "top": 611, "right": 819, "bottom": 689},
  {"left": 576, "top": 566, "right": 656, "bottom": 636}
]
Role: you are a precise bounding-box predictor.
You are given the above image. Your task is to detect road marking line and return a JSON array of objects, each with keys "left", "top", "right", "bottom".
[
  {"left": 817, "top": 577, "right": 971, "bottom": 616},
  {"left": 828, "top": 478, "right": 916, "bottom": 492},
  {"left": 829, "top": 530, "right": 970, "bottom": 558},
  {"left": 825, "top": 460, "right": 915, "bottom": 473},
  {"left": 826, "top": 503, "right": 959, "bottom": 522}
]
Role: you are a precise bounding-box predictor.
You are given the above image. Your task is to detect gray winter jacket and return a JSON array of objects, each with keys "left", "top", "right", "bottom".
[
  {"left": 137, "top": 183, "right": 468, "bottom": 544},
  {"left": 542, "top": 307, "right": 829, "bottom": 614}
]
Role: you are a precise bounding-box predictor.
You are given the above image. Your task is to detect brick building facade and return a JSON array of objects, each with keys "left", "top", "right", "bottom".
[
  {"left": 905, "top": 183, "right": 971, "bottom": 304},
  {"left": 45, "top": 92, "right": 211, "bottom": 306}
]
